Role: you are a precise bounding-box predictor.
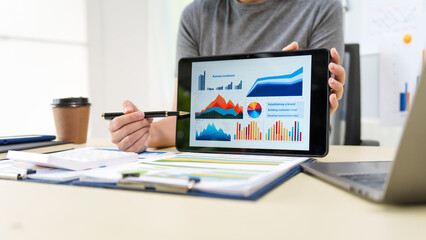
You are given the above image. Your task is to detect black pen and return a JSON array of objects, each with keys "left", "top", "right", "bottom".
[{"left": 101, "top": 111, "right": 190, "bottom": 120}]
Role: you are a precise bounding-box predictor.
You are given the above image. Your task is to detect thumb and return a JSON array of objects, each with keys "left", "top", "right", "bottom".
[
  {"left": 282, "top": 41, "right": 299, "bottom": 51},
  {"left": 122, "top": 100, "right": 139, "bottom": 114}
]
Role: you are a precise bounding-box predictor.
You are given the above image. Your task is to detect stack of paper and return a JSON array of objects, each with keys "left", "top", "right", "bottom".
[{"left": 0, "top": 149, "right": 177, "bottom": 182}]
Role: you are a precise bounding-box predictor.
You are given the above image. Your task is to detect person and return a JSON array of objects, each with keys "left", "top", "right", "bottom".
[{"left": 108, "top": 0, "right": 346, "bottom": 153}]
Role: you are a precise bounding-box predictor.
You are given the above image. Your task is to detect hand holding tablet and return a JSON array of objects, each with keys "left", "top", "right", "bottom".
[{"left": 176, "top": 49, "right": 330, "bottom": 157}]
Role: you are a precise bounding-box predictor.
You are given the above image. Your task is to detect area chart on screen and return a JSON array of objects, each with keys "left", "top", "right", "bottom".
[
  {"left": 246, "top": 67, "right": 303, "bottom": 97},
  {"left": 196, "top": 123, "right": 231, "bottom": 141}
]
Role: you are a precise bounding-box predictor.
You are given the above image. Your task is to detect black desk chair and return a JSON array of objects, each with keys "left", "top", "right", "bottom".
[{"left": 330, "top": 44, "right": 380, "bottom": 146}]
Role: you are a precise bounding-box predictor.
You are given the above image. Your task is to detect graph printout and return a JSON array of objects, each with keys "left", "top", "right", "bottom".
[{"left": 190, "top": 55, "right": 312, "bottom": 151}]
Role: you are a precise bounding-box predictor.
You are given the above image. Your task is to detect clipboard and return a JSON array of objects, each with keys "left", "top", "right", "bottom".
[{"left": 71, "top": 158, "right": 315, "bottom": 201}]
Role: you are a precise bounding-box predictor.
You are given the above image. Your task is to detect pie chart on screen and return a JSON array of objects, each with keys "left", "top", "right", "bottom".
[{"left": 247, "top": 102, "right": 262, "bottom": 118}]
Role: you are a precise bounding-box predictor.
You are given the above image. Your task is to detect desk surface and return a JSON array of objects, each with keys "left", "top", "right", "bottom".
[{"left": 1, "top": 140, "right": 425, "bottom": 240}]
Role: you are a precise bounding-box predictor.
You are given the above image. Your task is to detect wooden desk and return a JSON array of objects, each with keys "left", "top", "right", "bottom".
[{"left": 1, "top": 141, "right": 425, "bottom": 240}]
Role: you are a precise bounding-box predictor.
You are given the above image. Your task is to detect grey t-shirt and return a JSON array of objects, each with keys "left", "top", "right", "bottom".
[{"left": 176, "top": 0, "right": 344, "bottom": 66}]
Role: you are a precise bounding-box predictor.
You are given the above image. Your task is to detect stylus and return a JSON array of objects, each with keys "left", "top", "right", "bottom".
[{"left": 101, "top": 111, "right": 190, "bottom": 120}]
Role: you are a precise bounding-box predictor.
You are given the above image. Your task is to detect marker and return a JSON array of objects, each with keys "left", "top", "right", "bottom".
[{"left": 101, "top": 111, "right": 190, "bottom": 120}]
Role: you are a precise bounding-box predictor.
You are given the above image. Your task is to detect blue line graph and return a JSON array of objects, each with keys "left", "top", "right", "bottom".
[{"left": 246, "top": 67, "right": 303, "bottom": 97}]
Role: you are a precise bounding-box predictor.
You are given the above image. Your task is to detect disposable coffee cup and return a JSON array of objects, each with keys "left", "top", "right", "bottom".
[{"left": 52, "top": 97, "right": 91, "bottom": 144}]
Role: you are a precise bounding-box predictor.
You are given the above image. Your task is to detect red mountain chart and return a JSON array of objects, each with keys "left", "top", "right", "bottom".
[{"left": 195, "top": 95, "right": 243, "bottom": 119}]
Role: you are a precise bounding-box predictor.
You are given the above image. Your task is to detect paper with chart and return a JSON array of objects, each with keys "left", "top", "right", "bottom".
[
  {"left": 80, "top": 152, "right": 308, "bottom": 196},
  {"left": 379, "top": 34, "right": 425, "bottom": 126}
]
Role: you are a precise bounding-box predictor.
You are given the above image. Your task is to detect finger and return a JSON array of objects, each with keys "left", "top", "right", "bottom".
[
  {"left": 118, "top": 125, "right": 150, "bottom": 152},
  {"left": 330, "top": 48, "right": 340, "bottom": 65},
  {"left": 125, "top": 131, "right": 150, "bottom": 153},
  {"left": 108, "top": 111, "right": 145, "bottom": 132},
  {"left": 329, "top": 93, "right": 338, "bottom": 115},
  {"left": 329, "top": 62, "right": 346, "bottom": 86},
  {"left": 329, "top": 77, "right": 344, "bottom": 100},
  {"left": 282, "top": 41, "right": 299, "bottom": 51},
  {"left": 110, "top": 118, "right": 151, "bottom": 145},
  {"left": 122, "top": 100, "right": 140, "bottom": 114}
]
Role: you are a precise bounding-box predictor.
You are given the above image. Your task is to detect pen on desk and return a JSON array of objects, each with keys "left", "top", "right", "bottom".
[
  {"left": 0, "top": 172, "right": 24, "bottom": 180},
  {"left": 0, "top": 166, "right": 33, "bottom": 180},
  {"left": 101, "top": 111, "right": 190, "bottom": 120},
  {"left": 119, "top": 173, "right": 201, "bottom": 193}
]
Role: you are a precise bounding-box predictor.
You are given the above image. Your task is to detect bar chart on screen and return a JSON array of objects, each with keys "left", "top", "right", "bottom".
[
  {"left": 234, "top": 121, "right": 262, "bottom": 141},
  {"left": 197, "top": 71, "right": 243, "bottom": 91},
  {"left": 264, "top": 121, "right": 302, "bottom": 142}
]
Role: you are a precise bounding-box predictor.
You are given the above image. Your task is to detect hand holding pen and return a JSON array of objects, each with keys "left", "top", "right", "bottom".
[{"left": 106, "top": 100, "right": 188, "bottom": 153}]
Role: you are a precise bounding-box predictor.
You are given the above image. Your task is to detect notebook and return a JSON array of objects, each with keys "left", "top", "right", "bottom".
[
  {"left": 6, "top": 148, "right": 139, "bottom": 170},
  {"left": 301, "top": 67, "right": 426, "bottom": 204}
]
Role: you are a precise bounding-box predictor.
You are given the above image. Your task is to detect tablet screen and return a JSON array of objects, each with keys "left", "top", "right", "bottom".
[
  {"left": 190, "top": 55, "right": 311, "bottom": 151},
  {"left": 177, "top": 49, "right": 329, "bottom": 156}
]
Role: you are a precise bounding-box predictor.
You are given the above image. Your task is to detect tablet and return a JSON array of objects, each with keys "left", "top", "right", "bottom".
[{"left": 176, "top": 49, "right": 330, "bottom": 157}]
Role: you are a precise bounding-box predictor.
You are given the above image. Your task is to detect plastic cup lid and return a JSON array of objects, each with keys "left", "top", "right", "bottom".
[{"left": 52, "top": 97, "right": 91, "bottom": 107}]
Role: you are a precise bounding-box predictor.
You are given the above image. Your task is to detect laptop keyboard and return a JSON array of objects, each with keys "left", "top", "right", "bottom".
[{"left": 340, "top": 173, "right": 388, "bottom": 191}]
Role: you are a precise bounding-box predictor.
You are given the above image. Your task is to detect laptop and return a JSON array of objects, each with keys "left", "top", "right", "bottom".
[{"left": 301, "top": 67, "right": 426, "bottom": 204}]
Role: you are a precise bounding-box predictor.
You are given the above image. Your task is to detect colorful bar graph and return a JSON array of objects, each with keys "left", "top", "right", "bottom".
[
  {"left": 265, "top": 121, "right": 302, "bottom": 142},
  {"left": 400, "top": 82, "right": 410, "bottom": 112},
  {"left": 234, "top": 121, "right": 262, "bottom": 140}
]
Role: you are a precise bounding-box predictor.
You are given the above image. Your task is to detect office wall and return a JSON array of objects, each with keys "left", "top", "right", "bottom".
[
  {"left": 0, "top": 0, "right": 88, "bottom": 136},
  {"left": 0, "top": 0, "right": 189, "bottom": 139},
  {"left": 87, "top": 0, "right": 192, "bottom": 139}
]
